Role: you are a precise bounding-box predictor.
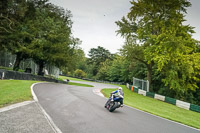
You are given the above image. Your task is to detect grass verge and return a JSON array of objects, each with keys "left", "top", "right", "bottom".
[
  {"left": 59, "top": 75, "right": 93, "bottom": 87},
  {"left": 68, "top": 82, "right": 93, "bottom": 87},
  {"left": 0, "top": 80, "right": 38, "bottom": 108},
  {"left": 0, "top": 66, "right": 24, "bottom": 72},
  {"left": 59, "top": 75, "right": 87, "bottom": 82},
  {"left": 101, "top": 86, "right": 200, "bottom": 129}
]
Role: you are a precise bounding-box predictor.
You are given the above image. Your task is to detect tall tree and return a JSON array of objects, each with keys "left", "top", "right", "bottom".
[
  {"left": 116, "top": 0, "right": 200, "bottom": 93},
  {"left": 0, "top": 0, "right": 79, "bottom": 75},
  {"left": 0, "top": 0, "right": 32, "bottom": 70},
  {"left": 0, "top": 0, "right": 50, "bottom": 71},
  {"left": 88, "top": 46, "right": 113, "bottom": 76},
  {"left": 29, "top": 4, "right": 77, "bottom": 75}
]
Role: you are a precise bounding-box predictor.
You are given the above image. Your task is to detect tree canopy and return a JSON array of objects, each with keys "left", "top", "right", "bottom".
[
  {"left": 88, "top": 46, "right": 113, "bottom": 76},
  {"left": 0, "top": 0, "right": 80, "bottom": 75},
  {"left": 116, "top": 0, "right": 200, "bottom": 93}
]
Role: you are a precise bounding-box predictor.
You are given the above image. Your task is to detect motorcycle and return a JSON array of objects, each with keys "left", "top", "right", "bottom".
[{"left": 105, "top": 93, "right": 123, "bottom": 112}]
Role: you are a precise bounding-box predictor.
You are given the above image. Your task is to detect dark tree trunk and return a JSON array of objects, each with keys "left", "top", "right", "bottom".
[
  {"left": 147, "top": 62, "right": 153, "bottom": 92},
  {"left": 132, "top": 56, "right": 154, "bottom": 91},
  {"left": 13, "top": 53, "right": 22, "bottom": 71},
  {"left": 37, "top": 61, "right": 44, "bottom": 76}
]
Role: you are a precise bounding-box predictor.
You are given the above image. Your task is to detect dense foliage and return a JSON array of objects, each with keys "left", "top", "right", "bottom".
[
  {"left": 1, "top": 0, "right": 200, "bottom": 105},
  {"left": 70, "top": 0, "right": 200, "bottom": 105},
  {"left": 115, "top": 0, "right": 200, "bottom": 104},
  {"left": 0, "top": 0, "right": 80, "bottom": 75}
]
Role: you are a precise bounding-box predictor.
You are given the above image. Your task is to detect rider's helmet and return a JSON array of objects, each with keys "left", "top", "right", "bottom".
[{"left": 118, "top": 87, "right": 122, "bottom": 90}]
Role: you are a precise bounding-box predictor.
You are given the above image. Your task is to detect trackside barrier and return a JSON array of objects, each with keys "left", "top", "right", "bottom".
[
  {"left": 0, "top": 69, "right": 67, "bottom": 84},
  {"left": 138, "top": 89, "right": 146, "bottom": 96},
  {"left": 133, "top": 87, "right": 138, "bottom": 93},
  {"left": 190, "top": 104, "right": 200, "bottom": 113},
  {"left": 154, "top": 94, "right": 165, "bottom": 101},
  {"left": 126, "top": 83, "right": 200, "bottom": 113},
  {"left": 129, "top": 85, "right": 132, "bottom": 90},
  {"left": 126, "top": 84, "right": 129, "bottom": 88},
  {"left": 176, "top": 100, "right": 190, "bottom": 110},
  {"left": 146, "top": 92, "right": 155, "bottom": 98},
  {"left": 165, "top": 97, "right": 176, "bottom": 105}
]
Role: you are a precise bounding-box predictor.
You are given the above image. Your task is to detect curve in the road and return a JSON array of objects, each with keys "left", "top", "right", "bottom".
[{"left": 32, "top": 81, "right": 199, "bottom": 133}]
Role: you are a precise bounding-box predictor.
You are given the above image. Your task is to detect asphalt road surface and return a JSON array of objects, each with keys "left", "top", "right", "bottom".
[{"left": 33, "top": 81, "right": 199, "bottom": 133}]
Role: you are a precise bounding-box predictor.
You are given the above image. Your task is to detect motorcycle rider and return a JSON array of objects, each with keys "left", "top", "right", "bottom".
[
  {"left": 105, "top": 87, "right": 124, "bottom": 108},
  {"left": 111, "top": 87, "right": 124, "bottom": 107}
]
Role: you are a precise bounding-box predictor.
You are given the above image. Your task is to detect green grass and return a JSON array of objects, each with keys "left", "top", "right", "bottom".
[
  {"left": 0, "top": 79, "right": 93, "bottom": 109},
  {"left": 101, "top": 86, "right": 200, "bottom": 129},
  {"left": 0, "top": 66, "right": 24, "bottom": 72},
  {"left": 68, "top": 82, "right": 93, "bottom": 87},
  {"left": 0, "top": 80, "right": 38, "bottom": 108},
  {"left": 59, "top": 75, "right": 93, "bottom": 87},
  {"left": 59, "top": 75, "right": 87, "bottom": 82}
]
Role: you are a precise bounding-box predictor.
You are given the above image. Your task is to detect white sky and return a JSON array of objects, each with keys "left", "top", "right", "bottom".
[{"left": 49, "top": 0, "right": 200, "bottom": 55}]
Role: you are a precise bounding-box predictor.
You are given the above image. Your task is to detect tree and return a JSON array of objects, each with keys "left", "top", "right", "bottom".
[
  {"left": 74, "top": 69, "right": 86, "bottom": 78},
  {"left": 116, "top": 0, "right": 200, "bottom": 94},
  {"left": 28, "top": 4, "right": 78, "bottom": 75},
  {"left": 74, "top": 48, "right": 86, "bottom": 71},
  {"left": 0, "top": 0, "right": 35, "bottom": 71},
  {"left": 96, "top": 59, "right": 112, "bottom": 81},
  {"left": 88, "top": 46, "right": 113, "bottom": 76},
  {"left": 0, "top": 0, "right": 80, "bottom": 75}
]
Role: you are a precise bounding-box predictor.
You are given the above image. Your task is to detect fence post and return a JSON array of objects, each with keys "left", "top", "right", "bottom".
[
  {"left": 2, "top": 72, "right": 5, "bottom": 79},
  {"left": 142, "top": 79, "right": 144, "bottom": 90},
  {"left": 147, "top": 80, "right": 149, "bottom": 92}
]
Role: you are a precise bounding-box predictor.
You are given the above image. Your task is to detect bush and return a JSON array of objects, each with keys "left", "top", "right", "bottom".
[{"left": 74, "top": 69, "right": 86, "bottom": 78}]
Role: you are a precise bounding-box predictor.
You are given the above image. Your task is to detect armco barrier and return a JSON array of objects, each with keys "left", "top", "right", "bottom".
[
  {"left": 190, "top": 104, "right": 200, "bottom": 113},
  {"left": 133, "top": 87, "right": 138, "bottom": 93},
  {"left": 146, "top": 92, "right": 155, "bottom": 98},
  {"left": 126, "top": 83, "right": 200, "bottom": 113},
  {"left": 129, "top": 85, "right": 132, "bottom": 90},
  {"left": 176, "top": 100, "right": 190, "bottom": 110},
  {"left": 126, "top": 84, "right": 129, "bottom": 89},
  {"left": 154, "top": 94, "right": 165, "bottom": 101},
  {"left": 138, "top": 89, "right": 146, "bottom": 96},
  {"left": 165, "top": 97, "right": 176, "bottom": 105},
  {"left": 0, "top": 69, "right": 67, "bottom": 84}
]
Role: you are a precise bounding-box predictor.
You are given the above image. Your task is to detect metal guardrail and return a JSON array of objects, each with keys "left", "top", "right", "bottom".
[
  {"left": 0, "top": 69, "right": 67, "bottom": 84},
  {"left": 66, "top": 76, "right": 125, "bottom": 85},
  {"left": 126, "top": 83, "right": 200, "bottom": 113},
  {"left": 0, "top": 51, "right": 60, "bottom": 78}
]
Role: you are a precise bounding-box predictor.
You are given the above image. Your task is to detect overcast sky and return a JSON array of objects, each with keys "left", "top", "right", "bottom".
[{"left": 49, "top": 0, "right": 200, "bottom": 55}]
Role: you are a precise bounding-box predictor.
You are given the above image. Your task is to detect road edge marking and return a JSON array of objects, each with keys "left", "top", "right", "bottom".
[
  {"left": 124, "top": 105, "right": 200, "bottom": 131},
  {"left": 96, "top": 88, "right": 200, "bottom": 131},
  {"left": 0, "top": 101, "right": 34, "bottom": 113},
  {"left": 31, "top": 82, "right": 62, "bottom": 133},
  {"left": 93, "top": 89, "right": 105, "bottom": 97}
]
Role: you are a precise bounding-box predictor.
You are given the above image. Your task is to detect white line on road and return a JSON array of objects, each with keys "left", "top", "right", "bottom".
[
  {"left": 93, "top": 89, "right": 105, "bottom": 97},
  {"left": 94, "top": 88, "right": 200, "bottom": 131},
  {"left": 31, "top": 82, "right": 62, "bottom": 133},
  {"left": 0, "top": 101, "right": 35, "bottom": 113}
]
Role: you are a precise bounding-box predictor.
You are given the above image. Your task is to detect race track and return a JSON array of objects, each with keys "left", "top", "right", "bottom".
[{"left": 33, "top": 81, "right": 199, "bottom": 133}]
